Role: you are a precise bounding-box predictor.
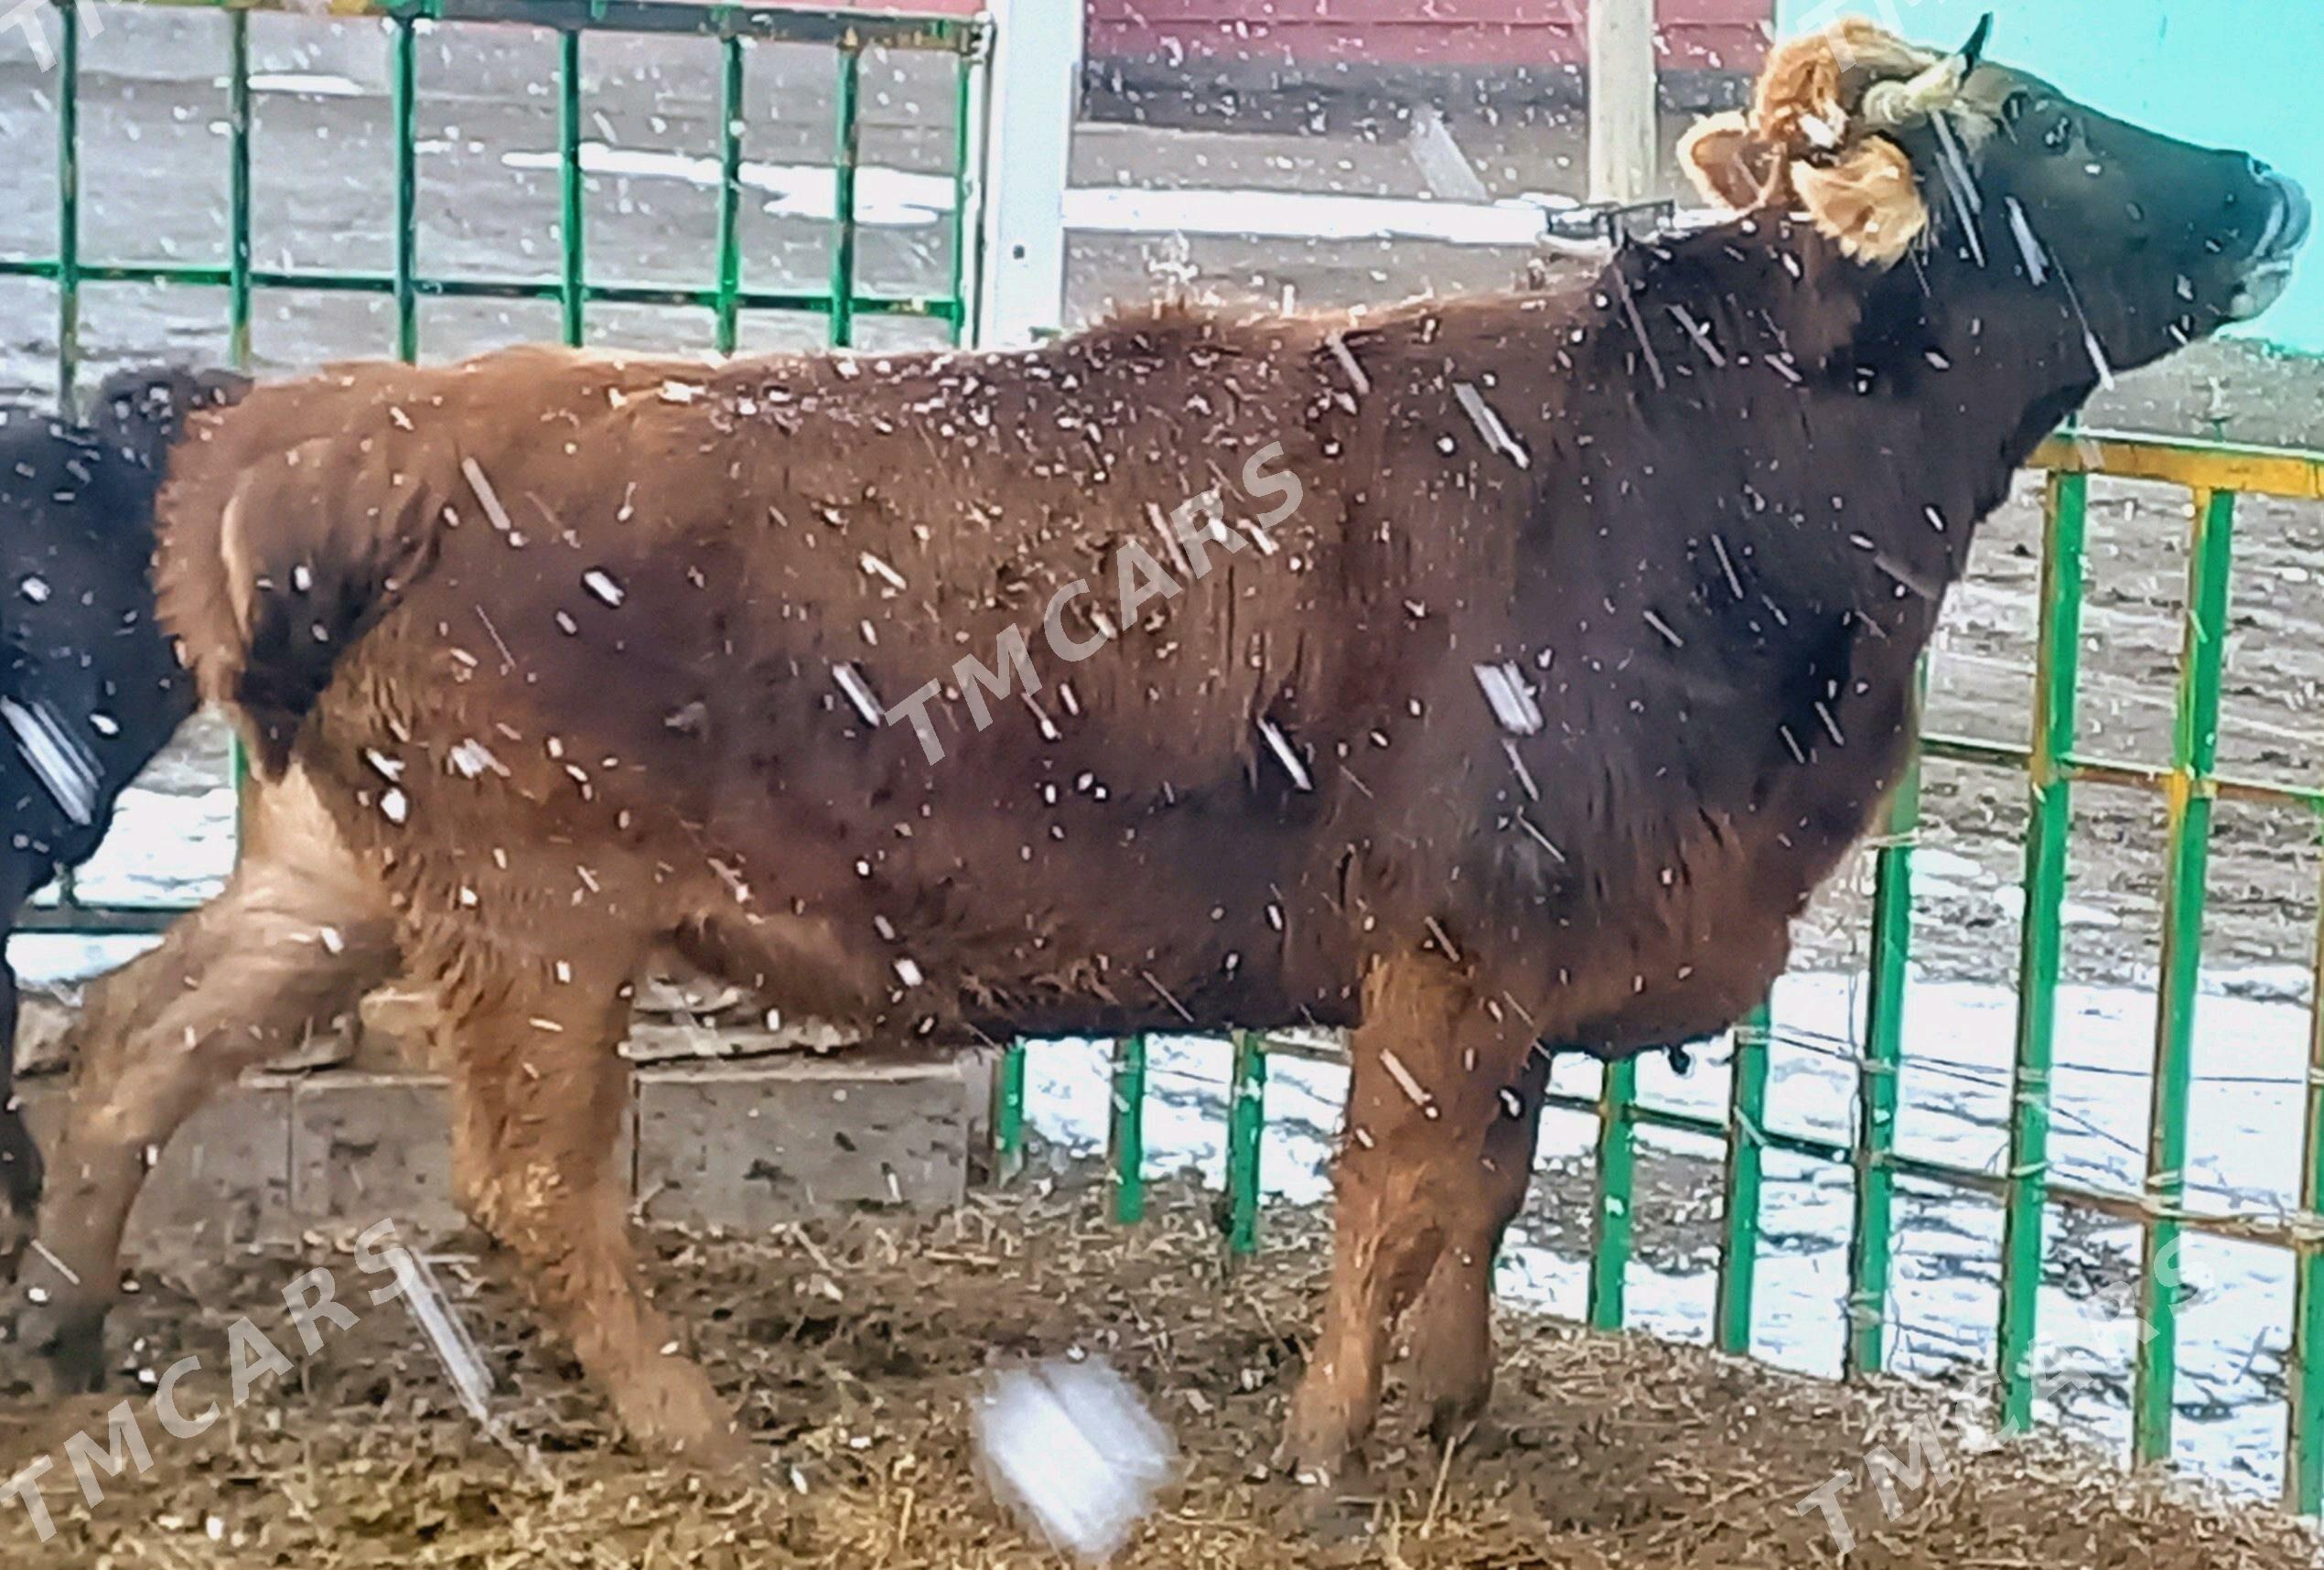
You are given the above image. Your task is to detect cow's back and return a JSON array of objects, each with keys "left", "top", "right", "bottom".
[{"left": 173, "top": 325, "right": 1421, "bottom": 1032}]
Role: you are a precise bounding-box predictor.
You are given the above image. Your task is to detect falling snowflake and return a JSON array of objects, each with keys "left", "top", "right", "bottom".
[
  {"left": 975, "top": 1356, "right": 1175, "bottom": 1565},
  {"left": 1473, "top": 662, "right": 1544, "bottom": 736}
]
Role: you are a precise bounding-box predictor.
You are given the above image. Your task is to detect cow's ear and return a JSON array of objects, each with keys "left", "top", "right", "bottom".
[
  {"left": 1791, "top": 136, "right": 1931, "bottom": 266},
  {"left": 1680, "top": 112, "right": 1780, "bottom": 211}
]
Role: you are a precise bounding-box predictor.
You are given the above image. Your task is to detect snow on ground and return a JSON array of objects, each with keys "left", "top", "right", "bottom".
[{"left": 498, "top": 141, "right": 1564, "bottom": 244}]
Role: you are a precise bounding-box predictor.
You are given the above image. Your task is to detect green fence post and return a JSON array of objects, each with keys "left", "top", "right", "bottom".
[
  {"left": 2134, "top": 487, "right": 2236, "bottom": 1464},
  {"left": 221, "top": 6, "right": 256, "bottom": 849},
  {"left": 392, "top": 17, "right": 418, "bottom": 362},
  {"left": 992, "top": 1041, "right": 1028, "bottom": 1182},
  {"left": 54, "top": 0, "right": 81, "bottom": 412},
  {"left": 227, "top": 7, "right": 252, "bottom": 370},
  {"left": 38, "top": 5, "right": 85, "bottom": 902},
  {"left": 1997, "top": 470, "right": 2089, "bottom": 1431},
  {"left": 2292, "top": 851, "right": 2324, "bottom": 1513},
  {"left": 1225, "top": 1030, "right": 1267, "bottom": 1256},
  {"left": 1850, "top": 662, "right": 1925, "bottom": 1377},
  {"left": 947, "top": 50, "right": 975, "bottom": 346},
  {"left": 1108, "top": 1036, "right": 1146, "bottom": 1225},
  {"left": 829, "top": 33, "right": 863, "bottom": 347},
  {"left": 557, "top": 27, "right": 585, "bottom": 346},
  {"left": 1589, "top": 1055, "right": 1639, "bottom": 1330},
  {"left": 1716, "top": 1006, "right": 1770, "bottom": 1356},
  {"left": 713, "top": 35, "right": 745, "bottom": 355}
]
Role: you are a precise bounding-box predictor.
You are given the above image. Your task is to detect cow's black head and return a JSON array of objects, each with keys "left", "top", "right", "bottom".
[
  {"left": 1681, "top": 16, "right": 2308, "bottom": 374},
  {"left": 86, "top": 364, "right": 253, "bottom": 471}
]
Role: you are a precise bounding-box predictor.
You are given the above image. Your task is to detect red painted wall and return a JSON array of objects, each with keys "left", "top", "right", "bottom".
[{"left": 1086, "top": 0, "right": 1770, "bottom": 73}]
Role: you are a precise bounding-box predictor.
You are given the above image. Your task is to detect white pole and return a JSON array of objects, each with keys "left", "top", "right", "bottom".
[
  {"left": 1587, "top": 0, "right": 1660, "bottom": 205},
  {"left": 974, "top": 0, "right": 1081, "bottom": 348}
]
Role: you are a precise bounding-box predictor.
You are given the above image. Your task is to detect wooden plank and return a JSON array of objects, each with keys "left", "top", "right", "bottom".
[
  {"left": 1588, "top": 0, "right": 1659, "bottom": 202},
  {"left": 975, "top": 0, "right": 1081, "bottom": 348}
]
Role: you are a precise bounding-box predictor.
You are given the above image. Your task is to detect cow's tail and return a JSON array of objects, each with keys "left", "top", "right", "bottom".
[{"left": 155, "top": 375, "right": 447, "bottom": 780}]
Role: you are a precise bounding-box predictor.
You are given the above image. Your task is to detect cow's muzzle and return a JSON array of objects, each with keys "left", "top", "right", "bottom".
[{"left": 2231, "top": 164, "right": 2311, "bottom": 321}]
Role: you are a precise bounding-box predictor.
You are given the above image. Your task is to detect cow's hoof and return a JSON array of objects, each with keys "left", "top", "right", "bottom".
[
  {"left": 13, "top": 1296, "right": 109, "bottom": 1396},
  {"left": 1264, "top": 1479, "right": 1380, "bottom": 1543},
  {"left": 1423, "top": 1382, "right": 1493, "bottom": 1452},
  {"left": 1427, "top": 1406, "right": 1513, "bottom": 1460},
  {"left": 611, "top": 1354, "right": 748, "bottom": 1472},
  {"left": 1271, "top": 1389, "right": 1368, "bottom": 1488}
]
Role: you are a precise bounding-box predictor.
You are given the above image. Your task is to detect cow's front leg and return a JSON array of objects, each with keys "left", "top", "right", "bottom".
[
  {"left": 1277, "top": 952, "right": 1529, "bottom": 1481},
  {"left": 425, "top": 920, "right": 745, "bottom": 1469},
  {"left": 1400, "top": 1044, "right": 1548, "bottom": 1446}
]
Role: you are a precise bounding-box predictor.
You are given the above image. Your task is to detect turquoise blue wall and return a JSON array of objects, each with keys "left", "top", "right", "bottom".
[{"left": 1774, "top": 1, "right": 2323, "bottom": 355}]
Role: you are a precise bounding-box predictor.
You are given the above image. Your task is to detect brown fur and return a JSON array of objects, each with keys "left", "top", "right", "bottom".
[
  {"left": 1792, "top": 137, "right": 1931, "bottom": 263},
  {"left": 1682, "top": 18, "right": 1966, "bottom": 267},
  {"left": 78, "top": 20, "right": 2298, "bottom": 1479},
  {"left": 1676, "top": 112, "right": 1777, "bottom": 210},
  {"left": 1753, "top": 18, "right": 1939, "bottom": 156}
]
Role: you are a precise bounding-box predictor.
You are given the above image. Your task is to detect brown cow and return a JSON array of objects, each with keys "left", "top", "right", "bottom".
[{"left": 16, "top": 17, "right": 2308, "bottom": 1478}]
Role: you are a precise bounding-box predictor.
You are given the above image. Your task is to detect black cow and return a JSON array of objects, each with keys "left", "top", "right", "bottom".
[{"left": 1, "top": 365, "right": 248, "bottom": 1233}]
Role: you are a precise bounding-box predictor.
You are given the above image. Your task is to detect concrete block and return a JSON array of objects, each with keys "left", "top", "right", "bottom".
[
  {"left": 621, "top": 1017, "right": 865, "bottom": 1064},
  {"left": 16, "top": 1077, "right": 296, "bottom": 1258},
  {"left": 635, "top": 1054, "right": 974, "bottom": 1230},
  {"left": 289, "top": 1073, "right": 465, "bottom": 1240},
  {"left": 12, "top": 990, "right": 75, "bottom": 1080},
  {"left": 287, "top": 1070, "right": 639, "bottom": 1240},
  {"left": 353, "top": 987, "right": 441, "bottom": 1073},
  {"left": 134, "top": 1079, "right": 297, "bottom": 1252}
]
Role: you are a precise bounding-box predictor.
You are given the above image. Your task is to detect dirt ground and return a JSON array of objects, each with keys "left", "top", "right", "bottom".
[{"left": 0, "top": 1179, "right": 2310, "bottom": 1570}]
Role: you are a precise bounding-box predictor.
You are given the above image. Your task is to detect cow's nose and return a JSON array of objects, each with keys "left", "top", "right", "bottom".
[
  {"left": 2267, "top": 171, "right": 2313, "bottom": 257},
  {"left": 2251, "top": 160, "right": 2312, "bottom": 259}
]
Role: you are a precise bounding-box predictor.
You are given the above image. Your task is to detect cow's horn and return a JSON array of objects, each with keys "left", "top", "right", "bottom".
[
  {"left": 1959, "top": 12, "right": 1995, "bottom": 73},
  {"left": 1858, "top": 56, "right": 1967, "bottom": 131},
  {"left": 1859, "top": 13, "right": 1993, "bottom": 132}
]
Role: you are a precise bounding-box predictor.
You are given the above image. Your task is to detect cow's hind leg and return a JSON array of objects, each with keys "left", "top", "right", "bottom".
[
  {"left": 14, "top": 849, "right": 395, "bottom": 1391},
  {"left": 1402, "top": 1047, "right": 1549, "bottom": 1447},
  {"left": 1277, "top": 953, "right": 1528, "bottom": 1480},
  {"left": 427, "top": 927, "right": 743, "bottom": 1468}
]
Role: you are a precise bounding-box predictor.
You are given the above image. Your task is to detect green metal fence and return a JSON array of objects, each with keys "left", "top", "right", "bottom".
[
  {"left": 1004, "top": 429, "right": 2324, "bottom": 1516},
  {"left": 6, "top": 0, "right": 991, "bottom": 934}
]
